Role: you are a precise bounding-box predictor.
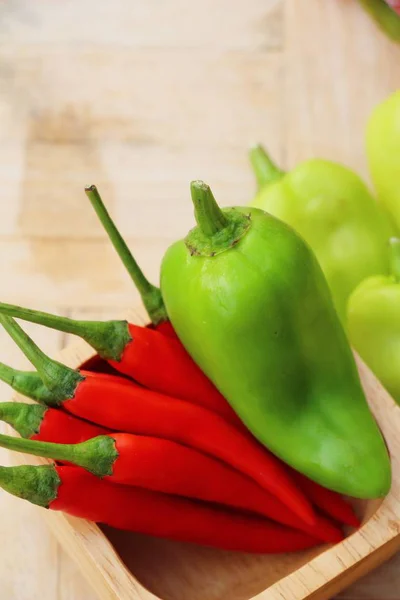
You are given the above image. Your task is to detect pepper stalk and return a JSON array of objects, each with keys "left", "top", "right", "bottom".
[
  {"left": 0, "top": 361, "right": 56, "bottom": 404},
  {"left": 0, "top": 402, "right": 47, "bottom": 439},
  {"left": 187, "top": 181, "right": 251, "bottom": 257},
  {"left": 0, "top": 183, "right": 172, "bottom": 355},
  {"left": 0, "top": 316, "right": 83, "bottom": 406},
  {"left": 85, "top": 185, "right": 167, "bottom": 325},
  {"left": 0, "top": 464, "right": 60, "bottom": 507},
  {"left": 249, "top": 145, "right": 285, "bottom": 189},
  {"left": 0, "top": 305, "right": 131, "bottom": 363},
  {"left": 0, "top": 432, "right": 117, "bottom": 477}
]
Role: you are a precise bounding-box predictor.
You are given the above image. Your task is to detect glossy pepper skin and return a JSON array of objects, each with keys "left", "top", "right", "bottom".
[
  {"left": 249, "top": 146, "right": 391, "bottom": 324},
  {"left": 367, "top": 91, "right": 400, "bottom": 232},
  {"left": 348, "top": 239, "right": 400, "bottom": 405},
  {"left": 0, "top": 465, "right": 321, "bottom": 554},
  {"left": 161, "top": 180, "right": 391, "bottom": 499}
]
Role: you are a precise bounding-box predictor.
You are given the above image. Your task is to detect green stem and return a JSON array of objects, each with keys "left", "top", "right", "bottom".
[
  {"left": 0, "top": 433, "right": 117, "bottom": 477},
  {"left": 249, "top": 145, "right": 285, "bottom": 189},
  {"left": 0, "top": 464, "right": 60, "bottom": 508},
  {"left": 0, "top": 303, "right": 131, "bottom": 362},
  {"left": 0, "top": 402, "right": 47, "bottom": 438},
  {"left": 190, "top": 181, "right": 229, "bottom": 236},
  {"left": 0, "top": 363, "right": 57, "bottom": 404},
  {"left": 359, "top": 0, "right": 400, "bottom": 41},
  {"left": 0, "top": 316, "right": 83, "bottom": 404},
  {"left": 390, "top": 238, "right": 400, "bottom": 281},
  {"left": 85, "top": 185, "right": 168, "bottom": 325},
  {"left": 186, "top": 181, "right": 251, "bottom": 257},
  {"left": 0, "top": 361, "right": 23, "bottom": 388}
]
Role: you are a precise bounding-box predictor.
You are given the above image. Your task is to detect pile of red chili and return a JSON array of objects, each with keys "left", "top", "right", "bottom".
[{"left": 0, "top": 186, "right": 360, "bottom": 555}]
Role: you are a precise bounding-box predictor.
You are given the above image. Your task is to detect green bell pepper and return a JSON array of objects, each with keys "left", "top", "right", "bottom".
[
  {"left": 348, "top": 238, "right": 400, "bottom": 405},
  {"left": 160, "top": 180, "right": 391, "bottom": 498},
  {"left": 367, "top": 90, "right": 400, "bottom": 232},
  {"left": 249, "top": 146, "right": 392, "bottom": 324},
  {"left": 358, "top": 0, "right": 400, "bottom": 42}
]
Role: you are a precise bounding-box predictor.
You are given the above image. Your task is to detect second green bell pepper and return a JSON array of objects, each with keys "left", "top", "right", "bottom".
[
  {"left": 250, "top": 146, "right": 392, "bottom": 324},
  {"left": 367, "top": 90, "right": 400, "bottom": 232},
  {"left": 348, "top": 238, "right": 400, "bottom": 405}
]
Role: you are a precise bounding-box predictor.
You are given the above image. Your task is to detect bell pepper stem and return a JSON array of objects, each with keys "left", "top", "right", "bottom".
[
  {"left": 249, "top": 145, "right": 285, "bottom": 189},
  {"left": 0, "top": 316, "right": 83, "bottom": 403},
  {"left": 0, "top": 303, "right": 131, "bottom": 362},
  {"left": 186, "top": 181, "right": 251, "bottom": 256},
  {"left": 389, "top": 238, "right": 400, "bottom": 281},
  {"left": 0, "top": 464, "right": 60, "bottom": 507},
  {"left": 85, "top": 185, "right": 167, "bottom": 326},
  {"left": 190, "top": 181, "right": 229, "bottom": 236},
  {"left": 0, "top": 433, "right": 117, "bottom": 477},
  {"left": 0, "top": 402, "right": 47, "bottom": 438},
  {"left": 358, "top": 0, "right": 400, "bottom": 41}
]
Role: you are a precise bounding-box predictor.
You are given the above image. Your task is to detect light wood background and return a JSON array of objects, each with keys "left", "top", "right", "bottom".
[{"left": 0, "top": 1, "right": 398, "bottom": 598}]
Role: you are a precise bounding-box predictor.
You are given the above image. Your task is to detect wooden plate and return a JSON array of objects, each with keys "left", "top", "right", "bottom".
[{"left": 9, "top": 305, "right": 400, "bottom": 600}]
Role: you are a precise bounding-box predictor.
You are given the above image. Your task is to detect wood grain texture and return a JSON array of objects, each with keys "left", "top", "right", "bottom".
[{"left": 0, "top": 0, "right": 398, "bottom": 597}]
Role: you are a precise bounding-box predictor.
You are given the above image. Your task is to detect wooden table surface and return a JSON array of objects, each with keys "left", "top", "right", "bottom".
[{"left": 0, "top": 1, "right": 399, "bottom": 598}]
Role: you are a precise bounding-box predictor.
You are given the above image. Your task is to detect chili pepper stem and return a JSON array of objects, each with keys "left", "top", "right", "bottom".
[
  {"left": 85, "top": 184, "right": 168, "bottom": 326},
  {"left": 0, "top": 362, "right": 58, "bottom": 404},
  {"left": 0, "top": 316, "right": 83, "bottom": 404},
  {"left": 389, "top": 238, "right": 400, "bottom": 281},
  {"left": 0, "top": 402, "right": 47, "bottom": 439},
  {"left": 0, "top": 464, "right": 60, "bottom": 507},
  {"left": 0, "top": 433, "right": 118, "bottom": 477},
  {"left": 249, "top": 144, "right": 285, "bottom": 188},
  {"left": 0, "top": 305, "right": 131, "bottom": 362}
]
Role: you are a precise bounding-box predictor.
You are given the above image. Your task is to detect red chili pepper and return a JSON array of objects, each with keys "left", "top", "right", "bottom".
[
  {"left": 109, "top": 323, "right": 243, "bottom": 426},
  {"left": 0, "top": 308, "right": 238, "bottom": 425},
  {"left": 0, "top": 464, "right": 321, "bottom": 553},
  {"left": 292, "top": 471, "right": 360, "bottom": 528},
  {"left": 0, "top": 185, "right": 241, "bottom": 424},
  {"left": 0, "top": 402, "right": 108, "bottom": 443},
  {"left": 0, "top": 316, "right": 316, "bottom": 525},
  {"left": 153, "top": 319, "right": 177, "bottom": 338},
  {"left": 0, "top": 353, "right": 358, "bottom": 532},
  {"left": 0, "top": 424, "right": 342, "bottom": 543}
]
